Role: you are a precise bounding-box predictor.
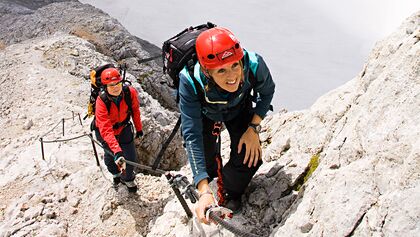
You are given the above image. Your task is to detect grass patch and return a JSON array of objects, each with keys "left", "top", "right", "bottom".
[
  {"left": 294, "top": 153, "right": 320, "bottom": 191},
  {"left": 304, "top": 154, "right": 320, "bottom": 183}
]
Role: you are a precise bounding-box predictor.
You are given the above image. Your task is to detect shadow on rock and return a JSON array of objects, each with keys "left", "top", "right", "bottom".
[
  {"left": 101, "top": 179, "right": 172, "bottom": 236},
  {"left": 240, "top": 163, "right": 304, "bottom": 236}
]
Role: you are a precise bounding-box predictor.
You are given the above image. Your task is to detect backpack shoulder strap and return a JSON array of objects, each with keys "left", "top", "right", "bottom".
[
  {"left": 99, "top": 91, "right": 112, "bottom": 113},
  {"left": 245, "top": 50, "right": 258, "bottom": 87},
  {"left": 122, "top": 85, "right": 132, "bottom": 113},
  {"left": 98, "top": 86, "right": 132, "bottom": 114},
  {"left": 179, "top": 63, "right": 205, "bottom": 104},
  {"left": 247, "top": 51, "right": 259, "bottom": 76}
]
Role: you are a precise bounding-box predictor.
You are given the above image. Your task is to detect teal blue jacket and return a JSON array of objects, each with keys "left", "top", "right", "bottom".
[{"left": 178, "top": 50, "right": 275, "bottom": 185}]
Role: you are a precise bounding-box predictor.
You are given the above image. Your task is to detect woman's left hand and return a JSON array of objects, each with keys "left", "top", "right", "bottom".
[{"left": 238, "top": 127, "right": 262, "bottom": 168}]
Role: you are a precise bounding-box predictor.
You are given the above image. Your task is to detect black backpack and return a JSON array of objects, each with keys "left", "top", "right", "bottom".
[
  {"left": 162, "top": 22, "right": 216, "bottom": 93},
  {"left": 153, "top": 23, "right": 260, "bottom": 170},
  {"left": 161, "top": 22, "right": 258, "bottom": 103}
]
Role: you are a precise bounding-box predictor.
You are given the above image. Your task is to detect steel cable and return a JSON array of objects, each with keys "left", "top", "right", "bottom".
[
  {"left": 38, "top": 118, "right": 261, "bottom": 236},
  {"left": 40, "top": 120, "right": 63, "bottom": 138},
  {"left": 41, "top": 134, "right": 88, "bottom": 143}
]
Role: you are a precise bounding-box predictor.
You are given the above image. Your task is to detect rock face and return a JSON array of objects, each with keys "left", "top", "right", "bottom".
[
  {"left": 148, "top": 12, "right": 420, "bottom": 237},
  {"left": 269, "top": 14, "right": 420, "bottom": 237},
  {"left": 0, "top": 0, "right": 186, "bottom": 170},
  {"left": 0, "top": 1, "right": 418, "bottom": 236},
  {"left": 0, "top": 33, "right": 175, "bottom": 237},
  {"left": 0, "top": 0, "right": 177, "bottom": 111}
]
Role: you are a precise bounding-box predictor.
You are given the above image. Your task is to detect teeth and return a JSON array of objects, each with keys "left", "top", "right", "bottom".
[{"left": 227, "top": 80, "right": 236, "bottom": 85}]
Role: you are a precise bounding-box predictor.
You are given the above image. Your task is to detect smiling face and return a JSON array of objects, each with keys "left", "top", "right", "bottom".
[{"left": 207, "top": 60, "right": 243, "bottom": 92}]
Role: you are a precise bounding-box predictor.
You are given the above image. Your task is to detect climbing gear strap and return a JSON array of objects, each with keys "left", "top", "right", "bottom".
[
  {"left": 151, "top": 116, "right": 182, "bottom": 170},
  {"left": 215, "top": 153, "right": 225, "bottom": 206},
  {"left": 212, "top": 121, "right": 223, "bottom": 136},
  {"left": 212, "top": 121, "right": 226, "bottom": 205}
]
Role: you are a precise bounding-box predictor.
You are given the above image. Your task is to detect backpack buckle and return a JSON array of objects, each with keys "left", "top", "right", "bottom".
[{"left": 212, "top": 122, "right": 223, "bottom": 136}]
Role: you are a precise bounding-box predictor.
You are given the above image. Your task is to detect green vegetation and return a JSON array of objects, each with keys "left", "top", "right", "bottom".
[{"left": 294, "top": 153, "right": 320, "bottom": 191}]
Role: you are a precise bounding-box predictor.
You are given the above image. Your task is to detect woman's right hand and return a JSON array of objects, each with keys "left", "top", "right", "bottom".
[{"left": 195, "top": 192, "right": 215, "bottom": 224}]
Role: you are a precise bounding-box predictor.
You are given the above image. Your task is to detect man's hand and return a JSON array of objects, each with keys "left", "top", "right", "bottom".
[
  {"left": 115, "top": 155, "right": 126, "bottom": 172},
  {"left": 238, "top": 127, "right": 261, "bottom": 168},
  {"left": 195, "top": 190, "right": 215, "bottom": 224}
]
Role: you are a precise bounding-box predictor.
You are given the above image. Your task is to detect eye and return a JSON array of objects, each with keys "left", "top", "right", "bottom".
[
  {"left": 217, "top": 68, "right": 226, "bottom": 74},
  {"left": 232, "top": 62, "right": 240, "bottom": 69}
]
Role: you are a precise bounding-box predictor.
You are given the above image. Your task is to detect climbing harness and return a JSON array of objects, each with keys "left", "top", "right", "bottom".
[{"left": 212, "top": 121, "right": 226, "bottom": 206}]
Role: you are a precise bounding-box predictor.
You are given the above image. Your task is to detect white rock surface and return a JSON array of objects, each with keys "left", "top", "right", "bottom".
[
  {"left": 0, "top": 33, "right": 173, "bottom": 237},
  {"left": 0, "top": 2, "right": 418, "bottom": 237},
  {"left": 148, "top": 11, "right": 420, "bottom": 237}
]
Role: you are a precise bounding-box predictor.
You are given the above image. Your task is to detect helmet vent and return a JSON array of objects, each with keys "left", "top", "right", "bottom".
[{"left": 207, "top": 54, "right": 215, "bottom": 59}]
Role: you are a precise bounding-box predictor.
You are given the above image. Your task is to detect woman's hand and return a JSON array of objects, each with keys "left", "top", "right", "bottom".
[
  {"left": 195, "top": 179, "right": 215, "bottom": 224},
  {"left": 238, "top": 127, "right": 262, "bottom": 167},
  {"left": 195, "top": 191, "right": 216, "bottom": 224}
]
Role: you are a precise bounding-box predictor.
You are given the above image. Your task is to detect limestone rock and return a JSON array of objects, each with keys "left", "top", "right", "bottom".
[
  {"left": 23, "top": 119, "right": 33, "bottom": 130},
  {"left": 0, "top": 1, "right": 418, "bottom": 237}
]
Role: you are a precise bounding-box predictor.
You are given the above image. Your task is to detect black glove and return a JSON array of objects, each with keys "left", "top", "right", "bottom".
[{"left": 135, "top": 130, "right": 143, "bottom": 138}]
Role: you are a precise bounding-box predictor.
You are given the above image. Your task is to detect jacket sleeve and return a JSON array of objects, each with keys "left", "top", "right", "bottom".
[
  {"left": 178, "top": 73, "right": 209, "bottom": 186},
  {"left": 253, "top": 54, "right": 276, "bottom": 119},
  {"left": 129, "top": 87, "right": 143, "bottom": 132},
  {"left": 95, "top": 97, "right": 122, "bottom": 155}
]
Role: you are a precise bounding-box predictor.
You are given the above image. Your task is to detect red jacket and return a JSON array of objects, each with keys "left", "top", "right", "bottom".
[{"left": 95, "top": 86, "right": 143, "bottom": 155}]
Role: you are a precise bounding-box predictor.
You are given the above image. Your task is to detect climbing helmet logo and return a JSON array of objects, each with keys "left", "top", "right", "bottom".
[
  {"left": 221, "top": 50, "right": 233, "bottom": 59},
  {"left": 217, "top": 47, "right": 235, "bottom": 61}
]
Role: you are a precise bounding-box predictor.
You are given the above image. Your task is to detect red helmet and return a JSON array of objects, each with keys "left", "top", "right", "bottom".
[
  {"left": 196, "top": 27, "right": 244, "bottom": 70},
  {"left": 101, "top": 68, "right": 122, "bottom": 85}
]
